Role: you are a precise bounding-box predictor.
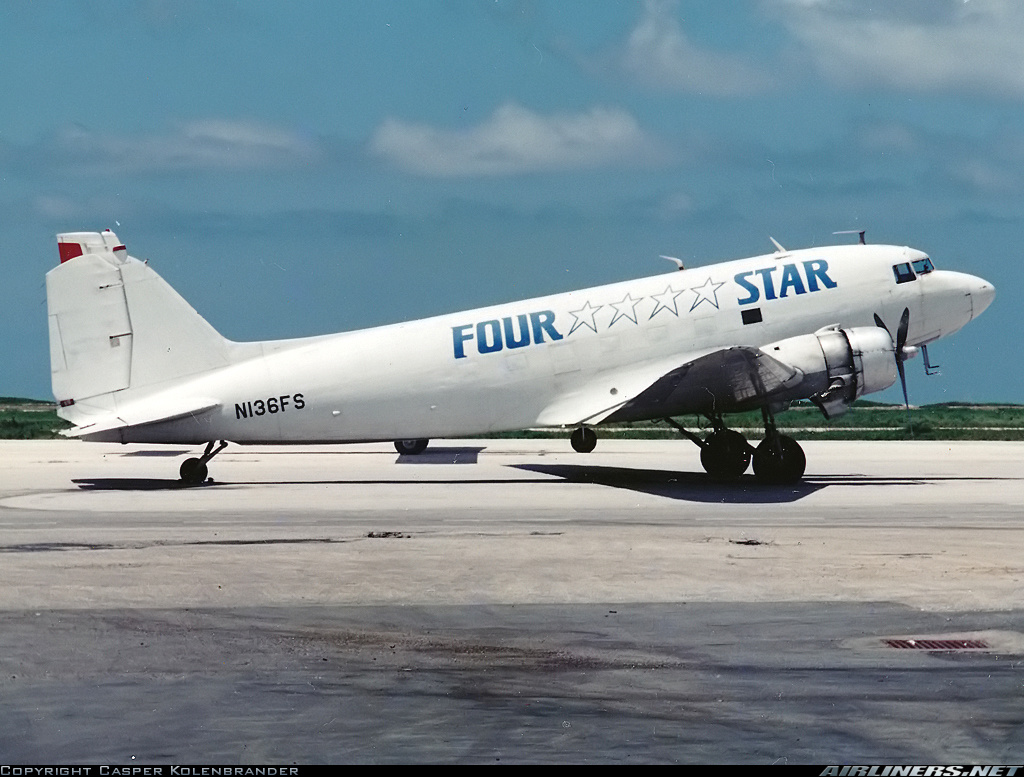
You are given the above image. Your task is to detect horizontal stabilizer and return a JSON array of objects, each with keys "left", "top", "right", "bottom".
[{"left": 62, "top": 397, "right": 220, "bottom": 438}]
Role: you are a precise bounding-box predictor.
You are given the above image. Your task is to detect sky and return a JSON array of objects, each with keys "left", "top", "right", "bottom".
[{"left": 1, "top": 0, "right": 1020, "bottom": 405}]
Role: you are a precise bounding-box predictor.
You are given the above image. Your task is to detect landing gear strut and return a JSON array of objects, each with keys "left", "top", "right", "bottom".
[
  {"left": 664, "top": 415, "right": 752, "bottom": 479},
  {"left": 179, "top": 440, "right": 227, "bottom": 484},
  {"left": 666, "top": 409, "right": 806, "bottom": 484}
]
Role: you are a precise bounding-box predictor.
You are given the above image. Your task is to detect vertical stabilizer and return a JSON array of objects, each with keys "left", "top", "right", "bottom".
[{"left": 46, "top": 231, "right": 233, "bottom": 419}]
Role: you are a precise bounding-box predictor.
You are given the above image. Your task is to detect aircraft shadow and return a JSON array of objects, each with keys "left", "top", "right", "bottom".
[
  {"left": 70, "top": 476, "right": 558, "bottom": 491},
  {"left": 511, "top": 464, "right": 1013, "bottom": 503},
  {"left": 71, "top": 477, "right": 207, "bottom": 489},
  {"left": 512, "top": 463, "right": 828, "bottom": 504},
  {"left": 396, "top": 447, "right": 484, "bottom": 465},
  {"left": 71, "top": 469, "right": 996, "bottom": 497},
  {"left": 73, "top": 478, "right": 199, "bottom": 491},
  {"left": 119, "top": 449, "right": 193, "bottom": 458}
]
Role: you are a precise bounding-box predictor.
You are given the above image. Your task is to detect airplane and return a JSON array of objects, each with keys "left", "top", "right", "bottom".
[{"left": 46, "top": 229, "right": 994, "bottom": 485}]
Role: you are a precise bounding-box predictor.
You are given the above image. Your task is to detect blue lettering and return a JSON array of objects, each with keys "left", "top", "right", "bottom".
[
  {"left": 530, "top": 310, "right": 563, "bottom": 343},
  {"left": 755, "top": 267, "right": 778, "bottom": 301},
  {"left": 778, "top": 263, "right": 806, "bottom": 298},
  {"left": 452, "top": 324, "right": 474, "bottom": 359},
  {"left": 455, "top": 310, "right": 563, "bottom": 359},
  {"left": 477, "top": 320, "right": 503, "bottom": 354},
  {"left": 734, "top": 271, "right": 760, "bottom": 305},
  {"left": 803, "top": 259, "right": 837, "bottom": 292},
  {"left": 503, "top": 314, "right": 530, "bottom": 349}
]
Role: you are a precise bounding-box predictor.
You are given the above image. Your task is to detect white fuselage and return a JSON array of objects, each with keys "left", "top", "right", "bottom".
[{"left": 101, "top": 243, "right": 991, "bottom": 445}]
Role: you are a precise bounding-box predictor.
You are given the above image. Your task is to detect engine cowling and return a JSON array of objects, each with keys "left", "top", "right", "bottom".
[{"left": 765, "top": 326, "right": 898, "bottom": 418}]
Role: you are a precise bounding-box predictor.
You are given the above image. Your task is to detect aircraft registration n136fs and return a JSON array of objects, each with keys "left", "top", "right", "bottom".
[{"left": 46, "top": 230, "right": 994, "bottom": 484}]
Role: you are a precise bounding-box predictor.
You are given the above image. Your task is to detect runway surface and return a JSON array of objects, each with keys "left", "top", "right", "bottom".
[{"left": 1, "top": 438, "right": 1023, "bottom": 763}]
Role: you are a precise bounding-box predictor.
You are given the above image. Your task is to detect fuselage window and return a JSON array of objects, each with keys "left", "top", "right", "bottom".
[
  {"left": 911, "top": 257, "right": 934, "bottom": 275},
  {"left": 893, "top": 263, "right": 917, "bottom": 284}
]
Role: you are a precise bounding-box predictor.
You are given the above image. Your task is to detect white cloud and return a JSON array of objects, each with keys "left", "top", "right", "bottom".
[
  {"left": 776, "top": 0, "right": 1024, "bottom": 97},
  {"left": 856, "top": 123, "right": 918, "bottom": 154},
  {"left": 951, "top": 159, "right": 1019, "bottom": 193},
  {"left": 616, "top": 0, "right": 773, "bottom": 95},
  {"left": 656, "top": 191, "right": 695, "bottom": 220},
  {"left": 55, "top": 120, "right": 319, "bottom": 173},
  {"left": 369, "top": 102, "right": 660, "bottom": 177}
]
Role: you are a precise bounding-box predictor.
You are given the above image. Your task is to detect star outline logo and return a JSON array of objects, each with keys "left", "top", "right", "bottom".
[
  {"left": 567, "top": 300, "right": 603, "bottom": 335},
  {"left": 689, "top": 277, "right": 725, "bottom": 312}
]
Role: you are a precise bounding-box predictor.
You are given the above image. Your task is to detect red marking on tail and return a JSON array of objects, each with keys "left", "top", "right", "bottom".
[{"left": 58, "top": 242, "right": 83, "bottom": 264}]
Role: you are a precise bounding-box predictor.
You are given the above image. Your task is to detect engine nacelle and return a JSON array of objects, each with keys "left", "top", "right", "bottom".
[{"left": 765, "top": 326, "right": 898, "bottom": 418}]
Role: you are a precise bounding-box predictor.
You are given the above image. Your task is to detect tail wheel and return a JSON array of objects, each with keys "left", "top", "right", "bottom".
[
  {"left": 752, "top": 435, "right": 806, "bottom": 484},
  {"left": 395, "top": 439, "right": 429, "bottom": 455},
  {"left": 179, "top": 457, "right": 208, "bottom": 485},
  {"left": 570, "top": 426, "right": 597, "bottom": 453},
  {"left": 700, "top": 429, "right": 751, "bottom": 479}
]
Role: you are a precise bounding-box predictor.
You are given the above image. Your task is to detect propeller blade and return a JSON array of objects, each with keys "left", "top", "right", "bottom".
[
  {"left": 896, "top": 307, "right": 910, "bottom": 354},
  {"left": 874, "top": 313, "right": 890, "bottom": 336},
  {"left": 898, "top": 357, "right": 910, "bottom": 411},
  {"left": 875, "top": 308, "right": 914, "bottom": 432}
]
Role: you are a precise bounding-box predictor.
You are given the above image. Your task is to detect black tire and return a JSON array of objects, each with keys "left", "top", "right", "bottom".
[
  {"left": 700, "top": 429, "right": 751, "bottom": 479},
  {"left": 179, "top": 457, "right": 208, "bottom": 485},
  {"left": 570, "top": 426, "right": 597, "bottom": 453},
  {"left": 752, "top": 435, "right": 806, "bottom": 484},
  {"left": 394, "top": 439, "right": 429, "bottom": 455}
]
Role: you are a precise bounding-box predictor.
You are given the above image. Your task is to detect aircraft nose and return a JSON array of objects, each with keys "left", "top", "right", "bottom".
[{"left": 969, "top": 277, "right": 996, "bottom": 319}]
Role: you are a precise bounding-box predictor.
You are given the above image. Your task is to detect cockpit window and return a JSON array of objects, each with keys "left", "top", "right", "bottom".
[
  {"left": 893, "top": 263, "right": 916, "bottom": 284},
  {"left": 912, "top": 257, "right": 934, "bottom": 275}
]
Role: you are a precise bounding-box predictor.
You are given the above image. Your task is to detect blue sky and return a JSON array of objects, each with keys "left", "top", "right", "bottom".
[{"left": 2, "top": 0, "right": 1019, "bottom": 404}]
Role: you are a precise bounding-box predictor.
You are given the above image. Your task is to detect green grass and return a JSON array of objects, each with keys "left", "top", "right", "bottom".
[
  {"left": 0, "top": 400, "right": 71, "bottom": 439},
  {"left": 486, "top": 401, "right": 1024, "bottom": 442},
  {"left": 2, "top": 398, "right": 1023, "bottom": 441}
]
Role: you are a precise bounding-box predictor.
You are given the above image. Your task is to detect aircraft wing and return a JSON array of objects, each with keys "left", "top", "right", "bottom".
[
  {"left": 61, "top": 396, "right": 221, "bottom": 438},
  {"left": 539, "top": 346, "right": 805, "bottom": 427}
]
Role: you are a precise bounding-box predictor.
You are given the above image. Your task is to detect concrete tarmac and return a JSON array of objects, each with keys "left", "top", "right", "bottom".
[{"left": 1, "top": 438, "right": 1023, "bottom": 763}]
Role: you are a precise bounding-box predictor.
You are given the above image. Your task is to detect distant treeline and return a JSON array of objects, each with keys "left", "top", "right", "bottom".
[{"left": 0, "top": 399, "right": 70, "bottom": 440}]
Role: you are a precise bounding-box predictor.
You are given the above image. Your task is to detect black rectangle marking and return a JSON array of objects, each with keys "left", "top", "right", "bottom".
[{"left": 741, "top": 307, "right": 763, "bottom": 325}]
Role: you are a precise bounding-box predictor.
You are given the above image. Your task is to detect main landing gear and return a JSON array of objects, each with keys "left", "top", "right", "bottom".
[
  {"left": 394, "top": 438, "right": 429, "bottom": 455},
  {"left": 749, "top": 409, "right": 806, "bottom": 485},
  {"left": 179, "top": 440, "right": 228, "bottom": 485},
  {"left": 569, "top": 410, "right": 805, "bottom": 484},
  {"left": 666, "top": 408, "right": 806, "bottom": 484}
]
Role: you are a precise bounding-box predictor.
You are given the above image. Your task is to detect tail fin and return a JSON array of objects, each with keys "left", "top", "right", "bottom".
[{"left": 47, "top": 230, "right": 232, "bottom": 426}]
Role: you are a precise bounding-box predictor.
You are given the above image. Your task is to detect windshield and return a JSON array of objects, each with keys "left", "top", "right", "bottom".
[{"left": 912, "top": 257, "right": 934, "bottom": 275}]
